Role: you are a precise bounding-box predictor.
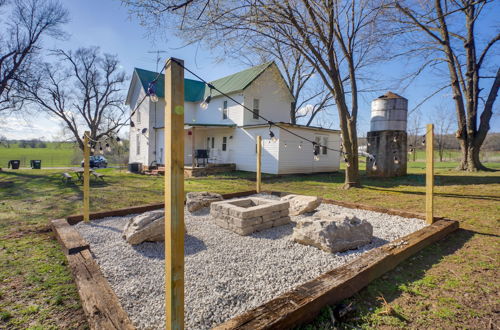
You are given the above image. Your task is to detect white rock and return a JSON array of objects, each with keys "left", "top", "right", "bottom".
[
  {"left": 186, "top": 191, "right": 223, "bottom": 213},
  {"left": 281, "top": 194, "right": 322, "bottom": 215},
  {"left": 122, "top": 210, "right": 165, "bottom": 245},
  {"left": 292, "top": 213, "right": 373, "bottom": 253}
]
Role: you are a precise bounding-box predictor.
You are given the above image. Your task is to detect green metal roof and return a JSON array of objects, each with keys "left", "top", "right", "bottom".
[
  {"left": 134, "top": 68, "right": 205, "bottom": 102},
  {"left": 134, "top": 62, "right": 274, "bottom": 102},
  {"left": 203, "top": 62, "right": 273, "bottom": 98}
]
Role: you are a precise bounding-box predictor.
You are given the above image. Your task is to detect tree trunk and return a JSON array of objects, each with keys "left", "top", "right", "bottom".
[
  {"left": 342, "top": 119, "right": 360, "bottom": 189},
  {"left": 457, "top": 139, "right": 488, "bottom": 171}
]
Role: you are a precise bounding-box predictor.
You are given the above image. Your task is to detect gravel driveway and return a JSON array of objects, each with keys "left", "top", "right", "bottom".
[{"left": 75, "top": 194, "right": 426, "bottom": 329}]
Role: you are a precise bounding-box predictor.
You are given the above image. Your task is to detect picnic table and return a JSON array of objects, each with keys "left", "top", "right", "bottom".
[{"left": 73, "top": 168, "right": 94, "bottom": 183}]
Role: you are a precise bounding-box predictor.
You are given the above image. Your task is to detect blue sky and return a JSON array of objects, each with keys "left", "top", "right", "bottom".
[{"left": 2, "top": 0, "right": 498, "bottom": 140}]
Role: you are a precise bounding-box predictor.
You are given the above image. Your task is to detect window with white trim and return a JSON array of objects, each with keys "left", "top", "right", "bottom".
[
  {"left": 252, "top": 99, "right": 259, "bottom": 119},
  {"left": 222, "top": 137, "right": 227, "bottom": 151},
  {"left": 322, "top": 137, "right": 328, "bottom": 155},
  {"left": 223, "top": 100, "right": 228, "bottom": 120}
]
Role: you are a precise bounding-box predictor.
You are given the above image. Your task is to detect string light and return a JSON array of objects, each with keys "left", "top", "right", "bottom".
[
  {"left": 298, "top": 141, "right": 303, "bottom": 149},
  {"left": 130, "top": 120, "right": 135, "bottom": 128},
  {"left": 200, "top": 84, "right": 214, "bottom": 110},
  {"left": 372, "top": 162, "right": 378, "bottom": 171},
  {"left": 268, "top": 122, "right": 277, "bottom": 142},
  {"left": 147, "top": 82, "right": 159, "bottom": 103},
  {"left": 314, "top": 155, "right": 320, "bottom": 161},
  {"left": 141, "top": 128, "right": 148, "bottom": 134},
  {"left": 105, "top": 143, "right": 111, "bottom": 153},
  {"left": 393, "top": 136, "right": 398, "bottom": 143},
  {"left": 394, "top": 156, "right": 400, "bottom": 164},
  {"left": 170, "top": 58, "right": 346, "bottom": 159},
  {"left": 99, "top": 143, "right": 104, "bottom": 154},
  {"left": 116, "top": 136, "right": 123, "bottom": 146}
]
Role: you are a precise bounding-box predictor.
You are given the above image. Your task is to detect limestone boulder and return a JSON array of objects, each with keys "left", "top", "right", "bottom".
[
  {"left": 281, "top": 194, "right": 322, "bottom": 216},
  {"left": 122, "top": 210, "right": 165, "bottom": 245},
  {"left": 292, "top": 213, "right": 373, "bottom": 253},
  {"left": 186, "top": 191, "right": 223, "bottom": 213}
]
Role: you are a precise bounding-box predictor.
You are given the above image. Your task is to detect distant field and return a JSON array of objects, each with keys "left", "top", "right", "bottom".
[
  {"left": 0, "top": 142, "right": 77, "bottom": 167},
  {"left": 409, "top": 149, "right": 500, "bottom": 162}
]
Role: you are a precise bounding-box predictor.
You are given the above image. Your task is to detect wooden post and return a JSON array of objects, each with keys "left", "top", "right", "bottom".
[
  {"left": 83, "top": 131, "right": 90, "bottom": 222},
  {"left": 191, "top": 127, "right": 196, "bottom": 168},
  {"left": 426, "top": 124, "right": 434, "bottom": 224},
  {"left": 164, "top": 58, "right": 185, "bottom": 330},
  {"left": 256, "top": 135, "right": 262, "bottom": 193}
]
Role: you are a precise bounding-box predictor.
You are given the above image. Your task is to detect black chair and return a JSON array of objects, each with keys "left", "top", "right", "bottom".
[{"left": 195, "top": 149, "right": 208, "bottom": 167}]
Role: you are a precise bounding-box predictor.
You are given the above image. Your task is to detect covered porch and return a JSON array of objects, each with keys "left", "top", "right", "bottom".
[{"left": 183, "top": 123, "right": 237, "bottom": 168}]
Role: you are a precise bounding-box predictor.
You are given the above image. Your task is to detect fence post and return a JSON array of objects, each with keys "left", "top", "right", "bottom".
[
  {"left": 426, "top": 124, "right": 434, "bottom": 224},
  {"left": 83, "top": 131, "right": 90, "bottom": 222},
  {"left": 256, "top": 135, "right": 262, "bottom": 193},
  {"left": 164, "top": 58, "right": 185, "bottom": 330}
]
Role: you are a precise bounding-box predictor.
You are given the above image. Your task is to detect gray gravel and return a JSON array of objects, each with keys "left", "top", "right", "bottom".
[{"left": 75, "top": 194, "right": 426, "bottom": 329}]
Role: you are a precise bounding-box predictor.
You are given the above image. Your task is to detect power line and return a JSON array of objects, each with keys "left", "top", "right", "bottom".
[{"left": 169, "top": 58, "right": 347, "bottom": 156}]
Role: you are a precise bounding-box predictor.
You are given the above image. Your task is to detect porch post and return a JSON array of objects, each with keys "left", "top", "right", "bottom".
[{"left": 191, "top": 127, "right": 196, "bottom": 167}]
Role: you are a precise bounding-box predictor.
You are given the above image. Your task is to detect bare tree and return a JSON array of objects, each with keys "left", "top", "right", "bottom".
[
  {"left": 21, "top": 47, "right": 128, "bottom": 150},
  {"left": 0, "top": 0, "right": 68, "bottom": 112},
  {"left": 123, "top": 0, "right": 388, "bottom": 188},
  {"left": 241, "top": 39, "right": 334, "bottom": 125},
  {"left": 431, "top": 103, "right": 455, "bottom": 162},
  {"left": 407, "top": 111, "right": 422, "bottom": 162},
  {"left": 392, "top": 0, "right": 499, "bottom": 171}
]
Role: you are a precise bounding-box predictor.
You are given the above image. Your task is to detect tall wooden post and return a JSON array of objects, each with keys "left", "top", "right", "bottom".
[
  {"left": 83, "top": 131, "right": 90, "bottom": 222},
  {"left": 426, "top": 124, "right": 434, "bottom": 224},
  {"left": 256, "top": 135, "right": 262, "bottom": 193},
  {"left": 164, "top": 58, "right": 185, "bottom": 330}
]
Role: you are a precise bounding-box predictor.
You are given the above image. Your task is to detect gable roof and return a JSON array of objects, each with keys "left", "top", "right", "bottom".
[
  {"left": 131, "top": 61, "right": 289, "bottom": 104},
  {"left": 203, "top": 62, "right": 274, "bottom": 98}
]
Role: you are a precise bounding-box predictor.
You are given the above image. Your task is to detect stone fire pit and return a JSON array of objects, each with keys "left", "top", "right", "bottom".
[{"left": 210, "top": 197, "right": 290, "bottom": 235}]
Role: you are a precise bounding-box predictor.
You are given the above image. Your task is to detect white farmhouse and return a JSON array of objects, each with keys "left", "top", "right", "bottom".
[{"left": 125, "top": 62, "right": 341, "bottom": 174}]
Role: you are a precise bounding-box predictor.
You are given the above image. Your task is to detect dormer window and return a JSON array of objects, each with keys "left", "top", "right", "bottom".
[
  {"left": 223, "top": 100, "right": 228, "bottom": 120},
  {"left": 253, "top": 99, "right": 259, "bottom": 119}
]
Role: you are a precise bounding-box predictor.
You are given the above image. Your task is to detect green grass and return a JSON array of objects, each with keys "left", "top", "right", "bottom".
[
  {"left": 0, "top": 163, "right": 498, "bottom": 328},
  {"left": 0, "top": 142, "right": 76, "bottom": 168}
]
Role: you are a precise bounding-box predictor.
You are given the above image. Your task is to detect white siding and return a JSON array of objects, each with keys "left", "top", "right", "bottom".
[
  {"left": 230, "top": 127, "right": 280, "bottom": 174},
  {"left": 192, "top": 93, "right": 244, "bottom": 126},
  {"left": 242, "top": 65, "right": 293, "bottom": 126},
  {"left": 128, "top": 82, "right": 152, "bottom": 166},
  {"left": 277, "top": 128, "right": 341, "bottom": 174}
]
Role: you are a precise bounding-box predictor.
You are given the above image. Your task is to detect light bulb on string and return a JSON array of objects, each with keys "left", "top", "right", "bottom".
[
  {"left": 393, "top": 136, "right": 398, "bottom": 143},
  {"left": 314, "top": 155, "right": 320, "bottom": 161},
  {"left": 130, "top": 120, "right": 135, "bottom": 128},
  {"left": 99, "top": 143, "right": 104, "bottom": 155},
  {"left": 268, "top": 122, "right": 277, "bottom": 142},
  {"left": 116, "top": 136, "right": 123, "bottom": 146},
  {"left": 105, "top": 143, "right": 111, "bottom": 153},
  {"left": 147, "top": 82, "right": 159, "bottom": 103},
  {"left": 298, "top": 141, "right": 303, "bottom": 149},
  {"left": 200, "top": 84, "right": 213, "bottom": 110},
  {"left": 372, "top": 162, "right": 378, "bottom": 171},
  {"left": 394, "top": 156, "right": 400, "bottom": 164}
]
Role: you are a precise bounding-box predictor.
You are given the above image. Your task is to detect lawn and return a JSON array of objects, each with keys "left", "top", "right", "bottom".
[
  {"left": 0, "top": 164, "right": 498, "bottom": 329},
  {"left": 0, "top": 142, "right": 77, "bottom": 168}
]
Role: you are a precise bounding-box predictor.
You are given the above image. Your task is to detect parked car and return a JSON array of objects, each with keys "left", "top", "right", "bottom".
[{"left": 81, "top": 155, "right": 108, "bottom": 168}]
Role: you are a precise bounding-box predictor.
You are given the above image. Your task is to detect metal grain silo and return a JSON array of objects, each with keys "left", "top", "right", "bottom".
[{"left": 366, "top": 92, "right": 408, "bottom": 177}]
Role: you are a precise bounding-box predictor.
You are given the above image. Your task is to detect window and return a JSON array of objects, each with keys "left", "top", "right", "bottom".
[
  {"left": 136, "top": 134, "right": 140, "bottom": 155},
  {"left": 222, "top": 137, "right": 227, "bottom": 151},
  {"left": 207, "top": 137, "right": 210, "bottom": 149},
  {"left": 252, "top": 99, "right": 259, "bottom": 119},
  {"left": 223, "top": 100, "right": 228, "bottom": 120},
  {"left": 137, "top": 108, "right": 141, "bottom": 124},
  {"left": 211, "top": 137, "right": 215, "bottom": 149},
  {"left": 322, "top": 137, "right": 328, "bottom": 155}
]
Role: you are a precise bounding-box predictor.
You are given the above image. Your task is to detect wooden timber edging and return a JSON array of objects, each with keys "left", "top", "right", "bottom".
[
  {"left": 52, "top": 190, "right": 257, "bottom": 329},
  {"left": 215, "top": 218, "right": 459, "bottom": 329},
  {"left": 51, "top": 189, "right": 458, "bottom": 330}
]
